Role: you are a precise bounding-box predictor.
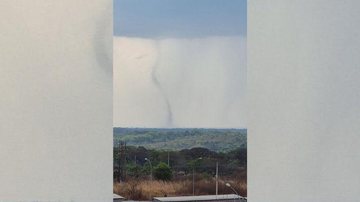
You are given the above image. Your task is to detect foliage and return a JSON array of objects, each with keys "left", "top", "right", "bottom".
[
  {"left": 114, "top": 128, "right": 247, "bottom": 152},
  {"left": 126, "top": 163, "right": 142, "bottom": 178},
  {"left": 113, "top": 128, "right": 247, "bottom": 200},
  {"left": 153, "top": 162, "right": 172, "bottom": 181},
  {"left": 114, "top": 146, "right": 246, "bottom": 180},
  {"left": 114, "top": 178, "right": 247, "bottom": 200}
]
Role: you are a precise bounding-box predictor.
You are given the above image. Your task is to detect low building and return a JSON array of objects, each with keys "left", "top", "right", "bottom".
[
  {"left": 153, "top": 194, "right": 246, "bottom": 202},
  {"left": 113, "top": 193, "right": 126, "bottom": 202}
]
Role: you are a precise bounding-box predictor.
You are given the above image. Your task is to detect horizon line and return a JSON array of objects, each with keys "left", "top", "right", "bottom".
[{"left": 113, "top": 126, "right": 247, "bottom": 130}]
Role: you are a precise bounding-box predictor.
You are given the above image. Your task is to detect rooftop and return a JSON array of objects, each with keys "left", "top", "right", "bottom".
[
  {"left": 153, "top": 194, "right": 246, "bottom": 202},
  {"left": 114, "top": 193, "right": 126, "bottom": 200}
]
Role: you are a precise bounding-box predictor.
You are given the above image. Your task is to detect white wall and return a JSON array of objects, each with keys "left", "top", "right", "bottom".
[
  {"left": 248, "top": 1, "right": 360, "bottom": 201},
  {"left": 0, "top": 1, "right": 112, "bottom": 201}
]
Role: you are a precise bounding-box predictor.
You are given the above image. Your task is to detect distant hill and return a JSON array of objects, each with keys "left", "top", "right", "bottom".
[{"left": 113, "top": 128, "right": 246, "bottom": 152}]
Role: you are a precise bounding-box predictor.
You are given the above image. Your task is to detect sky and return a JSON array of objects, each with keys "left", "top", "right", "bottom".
[
  {"left": 114, "top": 0, "right": 246, "bottom": 38},
  {"left": 114, "top": 0, "right": 247, "bottom": 128}
]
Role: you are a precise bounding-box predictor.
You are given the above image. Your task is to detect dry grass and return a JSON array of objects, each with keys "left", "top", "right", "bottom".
[{"left": 114, "top": 178, "right": 246, "bottom": 200}]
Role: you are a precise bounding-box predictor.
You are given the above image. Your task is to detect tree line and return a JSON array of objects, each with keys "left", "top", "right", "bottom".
[{"left": 114, "top": 146, "right": 247, "bottom": 181}]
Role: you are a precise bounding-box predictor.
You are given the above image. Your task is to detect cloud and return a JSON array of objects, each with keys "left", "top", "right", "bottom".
[{"left": 114, "top": 36, "right": 246, "bottom": 128}]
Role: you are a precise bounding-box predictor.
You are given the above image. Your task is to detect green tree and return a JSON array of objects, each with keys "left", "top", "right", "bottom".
[
  {"left": 126, "top": 163, "right": 142, "bottom": 178},
  {"left": 154, "top": 162, "right": 172, "bottom": 181}
]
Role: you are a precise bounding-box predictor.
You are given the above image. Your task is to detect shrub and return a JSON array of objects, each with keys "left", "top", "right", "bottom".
[{"left": 154, "top": 162, "right": 172, "bottom": 181}]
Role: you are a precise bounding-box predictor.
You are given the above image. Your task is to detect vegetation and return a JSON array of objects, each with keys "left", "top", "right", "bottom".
[
  {"left": 154, "top": 162, "right": 172, "bottom": 181},
  {"left": 113, "top": 128, "right": 247, "bottom": 200},
  {"left": 114, "top": 146, "right": 246, "bottom": 178},
  {"left": 114, "top": 177, "right": 247, "bottom": 200},
  {"left": 114, "top": 128, "right": 247, "bottom": 152}
]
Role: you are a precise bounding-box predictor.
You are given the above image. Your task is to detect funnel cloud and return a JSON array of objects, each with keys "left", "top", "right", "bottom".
[
  {"left": 113, "top": 0, "right": 246, "bottom": 128},
  {"left": 151, "top": 48, "right": 174, "bottom": 127},
  {"left": 114, "top": 36, "right": 246, "bottom": 128}
]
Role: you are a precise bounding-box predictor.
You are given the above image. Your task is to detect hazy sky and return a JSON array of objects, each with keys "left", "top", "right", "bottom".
[
  {"left": 114, "top": 0, "right": 247, "bottom": 128},
  {"left": 114, "top": 0, "right": 246, "bottom": 38}
]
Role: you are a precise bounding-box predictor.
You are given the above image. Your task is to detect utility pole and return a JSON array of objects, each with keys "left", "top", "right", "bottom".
[
  {"left": 226, "top": 183, "right": 240, "bottom": 202},
  {"left": 165, "top": 135, "right": 170, "bottom": 167},
  {"left": 192, "top": 157, "right": 202, "bottom": 196},
  {"left": 216, "top": 161, "right": 219, "bottom": 195},
  {"left": 192, "top": 167, "right": 195, "bottom": 196},
  {"left": 167, "top": 151, "right": 170, "bottom": 166},
  {"left": 145, "top": 158, "right": 153, "bottom": 181},
  {"left": 119, "top": 141, "right": 126, "bottom": 182}
]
